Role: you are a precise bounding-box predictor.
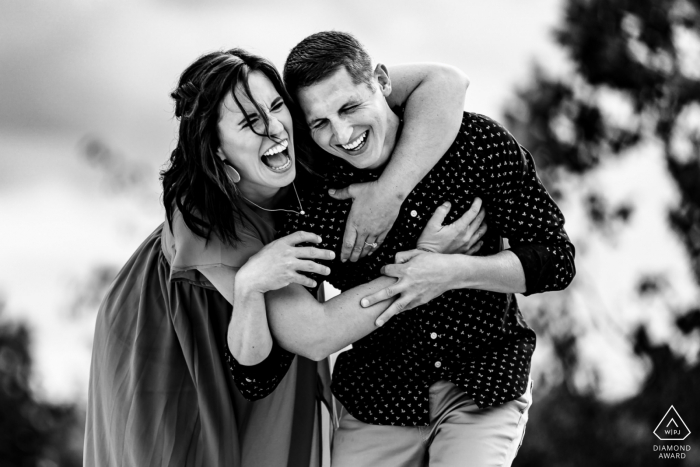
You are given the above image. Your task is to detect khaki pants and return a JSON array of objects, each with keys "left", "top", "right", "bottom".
[{"left": 332, "top": 379, "right": 533, "bottom": 467}]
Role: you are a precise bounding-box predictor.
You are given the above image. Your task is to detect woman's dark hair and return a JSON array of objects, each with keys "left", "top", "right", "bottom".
[{"left": 160, "top": 48, "right": 314, "bottom": 245}]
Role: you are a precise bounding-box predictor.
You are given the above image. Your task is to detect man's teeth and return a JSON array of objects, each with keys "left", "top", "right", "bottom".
[
  {"left": 262, "top": 139, "right": 289, "bottom": 157},
  {"left": 342, "top": 131, "right": 367, "bottom": 151}
]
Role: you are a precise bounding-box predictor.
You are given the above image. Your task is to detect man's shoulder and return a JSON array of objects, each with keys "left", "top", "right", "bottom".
[{"left": 455, "top": 112, "right": 523, "bottom": 163}]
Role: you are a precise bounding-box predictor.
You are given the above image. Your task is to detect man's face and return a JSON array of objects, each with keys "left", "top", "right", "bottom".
[{"left": 297, "top": 66, "right": 399, "bottom": 170}]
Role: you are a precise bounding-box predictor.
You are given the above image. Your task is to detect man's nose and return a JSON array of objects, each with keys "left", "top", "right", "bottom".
[{"left": 331, "top": 119, "right": 353, "bottom": 145}]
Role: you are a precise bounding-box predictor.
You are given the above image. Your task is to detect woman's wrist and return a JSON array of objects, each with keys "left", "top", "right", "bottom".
[
  {"left": 374, "top": 175, "right": 410, "bottom": 205},
  {"left": 234, "top": 266, "right": 266, "bottom": 297}
]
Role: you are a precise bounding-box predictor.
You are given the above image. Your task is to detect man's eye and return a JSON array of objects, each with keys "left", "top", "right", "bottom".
[{"left": 312, "top": 121, "right": 328, "bottom": 130}]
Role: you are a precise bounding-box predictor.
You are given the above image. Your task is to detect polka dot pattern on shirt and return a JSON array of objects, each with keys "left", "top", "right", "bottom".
[{"left": 276, "top": 112, "right": 575, "bottom": 426}]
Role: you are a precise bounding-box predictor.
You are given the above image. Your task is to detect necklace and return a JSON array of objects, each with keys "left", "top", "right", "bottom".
[{"left": 240, "top": 182, "right": 305, "bottom": 216}]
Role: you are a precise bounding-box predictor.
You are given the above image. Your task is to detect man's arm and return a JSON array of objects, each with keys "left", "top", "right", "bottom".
[
  {"left": 333, "top": 63, "right": 469, "bottom": 262},
  {"left": 362, "top": 117, "right": 576, "bottom": 322}
]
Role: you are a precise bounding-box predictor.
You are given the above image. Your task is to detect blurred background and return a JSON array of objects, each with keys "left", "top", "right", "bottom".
[{"left": 1, "top": 0, "right": 698, "bottom": 465}]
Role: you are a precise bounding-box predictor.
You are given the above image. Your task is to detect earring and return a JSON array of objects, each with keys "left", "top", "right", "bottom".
[{"left": 223, "top": 161, "right": 241, "bottom": 183}]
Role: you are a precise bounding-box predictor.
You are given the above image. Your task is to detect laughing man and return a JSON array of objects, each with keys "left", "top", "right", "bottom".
[{"left": 280, "top": 31, "right": 576, "bottom": 467}]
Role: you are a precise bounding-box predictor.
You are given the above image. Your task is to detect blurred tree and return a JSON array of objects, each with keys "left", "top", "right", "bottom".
[
  {"left": 505, "top": 0, "right": 700, "bottom": 465},
  {"left": 0, "top": 301, "right": 83, "bottom": 467}
]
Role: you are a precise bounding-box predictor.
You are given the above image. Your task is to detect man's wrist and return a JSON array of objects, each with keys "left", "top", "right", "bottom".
[{"left": 447, "top": 254, "right": 479, "bottom": 290}]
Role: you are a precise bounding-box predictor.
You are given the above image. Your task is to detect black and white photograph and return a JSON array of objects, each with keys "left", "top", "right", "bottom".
[{"left": 0, "top": 0, "right": 698, "bottom": 466}]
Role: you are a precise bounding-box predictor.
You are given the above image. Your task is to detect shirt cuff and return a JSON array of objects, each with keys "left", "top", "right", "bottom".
[
  {"left": 507, "top": 245, "right": 549, "bottom": 296},
  {"left": 226, "top": 341, "right": 294, "bottom": 381}
]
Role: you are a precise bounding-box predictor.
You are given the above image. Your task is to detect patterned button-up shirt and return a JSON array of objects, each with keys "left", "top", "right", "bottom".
[{"left": 244, "top": 112, "right": 575, "bottom": 425}]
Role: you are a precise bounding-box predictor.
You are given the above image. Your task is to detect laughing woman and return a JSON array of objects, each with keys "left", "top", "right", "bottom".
[{"left": 84, "top": 48, "right": 477, "bottom": 467}]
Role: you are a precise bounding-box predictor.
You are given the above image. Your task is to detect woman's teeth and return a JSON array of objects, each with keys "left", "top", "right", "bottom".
[
  {"left": 262, "top": 139, "right": 288, "bottom": 156},
  {"left": 262, "top": 140, "right": 292, "bottom": 172},
  {"left": 342, "top": 131, "right": 368, "bottom": 151}
]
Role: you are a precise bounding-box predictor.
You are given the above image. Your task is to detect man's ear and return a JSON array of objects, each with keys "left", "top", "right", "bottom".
[{"left": 374, "top": 63, "right": 392, "bottom": 97}]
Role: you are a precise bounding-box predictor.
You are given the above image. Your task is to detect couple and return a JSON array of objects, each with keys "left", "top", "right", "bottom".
[{"left": 84, "top": 31, "right": 575, "bottom": 467}]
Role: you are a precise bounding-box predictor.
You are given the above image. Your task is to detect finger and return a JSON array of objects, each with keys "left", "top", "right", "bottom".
[
  {"left": 294, "top": 246, "right": 336, "bottom": 261},
  {"left": 360, "top": 283, "right": 402, "bottom": 308},
  {"left": 369, "top": 232, "right": 389, "bottom": 257},
  {"left": 394, "top": 249, "right": 421, "bottom": 264},
  {"left": 296, "top": 260, "right": 331, "bottom": 276},
  {"left": 340, "top": 225, "right": 357, "bottom": 262},
  {"left": 360, "top": 236, "right": 378, "bottom": 259},
  {"left": 287, "top": 231, "right": 322, "bottom": 246},
  {"left": 466, "top": 224, "right": 488, "bottom": 250},
  {"left": 454, "top": 197, "right": 482, "bottom": 229},
  {"left": 380, "top": 263, "right": 405, "bottom": 277},
  {"left": 290, "top": 273, "right": 317, "bottom": 289},
  {"left": 426, "top": 201, "right": 452, "bottom": 229},
  {"left": 463, "top": 240, "right": 483, "bottom": 256},
  {"left": 375, "top": 299, "right": 410, "bottom": 327},
  {"left": 349, "top": 233, "right": 368, "bottom": 263},
  {"left": 328, "top": 185, "right": 354, "bottom": 200}
]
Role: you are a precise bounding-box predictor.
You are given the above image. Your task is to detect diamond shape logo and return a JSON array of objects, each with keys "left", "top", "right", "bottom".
[{"left": 654, "top": 406, "right": 691, "bottom": 441}]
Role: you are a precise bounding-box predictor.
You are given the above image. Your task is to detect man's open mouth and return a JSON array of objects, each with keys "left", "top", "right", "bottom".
[
  {"left": 341, "top": 130, "right": 369, "bottom": 153},
  {"left": 261, "top": 140, "right": 292, "bottom": 173}
]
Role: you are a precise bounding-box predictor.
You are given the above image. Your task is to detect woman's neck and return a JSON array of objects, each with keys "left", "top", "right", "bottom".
[{"left": 238, "top": 181, "right": 283, "bottom": 209}]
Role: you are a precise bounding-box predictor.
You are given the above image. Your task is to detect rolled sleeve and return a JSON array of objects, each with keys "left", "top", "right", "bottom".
[
  {"left": 224, "top": 342, "right": 295, "bottom": 401},
  {"left": 476, "top": 118, "right": 576, "bottom": 295}
]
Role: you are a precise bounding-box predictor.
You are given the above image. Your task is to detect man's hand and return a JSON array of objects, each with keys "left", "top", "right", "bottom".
[
  {"left": 361, "top": 249, "right": 459, "bottom": 326},
  {"left": 330, "top": 181, "right": 403, "bottom": 262}
]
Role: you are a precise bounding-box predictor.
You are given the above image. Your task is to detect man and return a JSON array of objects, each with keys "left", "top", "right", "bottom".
[{"left": 281, "top": 31, "right": 576, "bottom": 466}]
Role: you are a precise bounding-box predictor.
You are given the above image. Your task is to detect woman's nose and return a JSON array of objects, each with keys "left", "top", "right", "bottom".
[{"left": 267, "top": 115, "right": 285, "bottom": 138}]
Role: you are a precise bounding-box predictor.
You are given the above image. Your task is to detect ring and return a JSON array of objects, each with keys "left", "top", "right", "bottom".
[{"left": 364, "top": 241, "right": 378, "bottom": 248}]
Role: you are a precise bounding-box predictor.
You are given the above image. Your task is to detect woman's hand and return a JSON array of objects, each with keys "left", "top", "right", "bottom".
[
  {"left": 417, "top": 198, "right": 487, "bottom": 254},
  {"left": 328, "top": 180, "right": 401, "bottom": 263},
  {"left": 361, "top": 250, "right": 457, "bottom": 326},
  {"left": 236, "top": 231, "right": 335, "bottom": 293}
]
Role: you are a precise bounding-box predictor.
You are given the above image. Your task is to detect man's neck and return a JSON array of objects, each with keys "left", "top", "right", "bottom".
[{"left": 367, "top": 109, "right": 401, "bottom": 170}]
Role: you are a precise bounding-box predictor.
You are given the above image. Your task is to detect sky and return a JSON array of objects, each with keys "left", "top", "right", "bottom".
[{"left": 0, "top": 0, "right": 697, "bottom": 404}]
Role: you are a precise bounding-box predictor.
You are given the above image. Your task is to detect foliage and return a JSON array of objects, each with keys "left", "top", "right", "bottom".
[
  {"left": 0, "top": 302, "right": 83, "bottom": 467},
  {"left": 506, "top": 0, "right": 700, "bottom": 465}
]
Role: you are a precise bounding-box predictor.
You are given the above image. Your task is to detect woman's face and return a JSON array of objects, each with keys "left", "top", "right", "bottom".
[{"left": 217, "top": 71, "right": 296, "bottom": 201}]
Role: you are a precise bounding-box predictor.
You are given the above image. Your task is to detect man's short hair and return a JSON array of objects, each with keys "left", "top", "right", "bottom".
[{"left": 283, "top": 31, "right": 374, "bottom": 100}]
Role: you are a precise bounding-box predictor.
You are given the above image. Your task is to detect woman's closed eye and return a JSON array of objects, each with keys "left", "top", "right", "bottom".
[{"left": 270, "top": 98, "right": 285, "bottom": 113}]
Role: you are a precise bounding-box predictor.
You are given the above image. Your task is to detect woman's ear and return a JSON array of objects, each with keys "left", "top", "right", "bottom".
[
  {"left": 374, "top": 63, "right": 392, "bottom": 97},
  {"left": 216, "top": 147, "right": 227, "bottom": 161}
]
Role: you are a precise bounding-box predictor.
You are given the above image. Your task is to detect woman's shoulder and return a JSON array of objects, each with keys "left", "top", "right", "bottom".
[{"left": 161, "top": 206, "right": 267, "bottom": 282}]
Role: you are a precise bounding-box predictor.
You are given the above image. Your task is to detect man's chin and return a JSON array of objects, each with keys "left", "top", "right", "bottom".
[{"left": 339, "top": 154, "right": 382, "bottom": 170}]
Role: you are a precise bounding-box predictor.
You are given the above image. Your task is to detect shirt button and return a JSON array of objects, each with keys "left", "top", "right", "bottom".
[
  {"left": 434, "top": 361, "right": 442, "bottom": 368},
  {"left": 410, "top": 210, "right": 418, "bottom": 217},
  {"left": 430, "top": 332, "right": 438, "bottom": 339}
]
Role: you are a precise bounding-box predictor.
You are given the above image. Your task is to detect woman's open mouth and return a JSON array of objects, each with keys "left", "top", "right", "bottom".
[
  {"left": 261, "top": 140, "right": 292, "bottom": 173},
  {"left": 341, "top": 130, "right": 369, "bottom": 154}
]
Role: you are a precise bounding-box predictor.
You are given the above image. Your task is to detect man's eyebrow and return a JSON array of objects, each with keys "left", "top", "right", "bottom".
[{"left": 339, "top": 98, "right": 362, "bottom": 111}]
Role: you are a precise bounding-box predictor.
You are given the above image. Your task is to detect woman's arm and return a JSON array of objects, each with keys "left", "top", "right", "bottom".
[
  {"left": 333, "top": 63, "right": 469, "bottom": 262},
  {"left": 200, "top": 231, "right": 333, "bottom": 365},
  {"left": 265, "top": 200, "right": 488, "bottom": 361}
]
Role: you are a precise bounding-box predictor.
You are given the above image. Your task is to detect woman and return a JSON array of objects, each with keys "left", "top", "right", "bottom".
[{"left": 84, "top": 48, "right": 482, "bottom": 467}]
